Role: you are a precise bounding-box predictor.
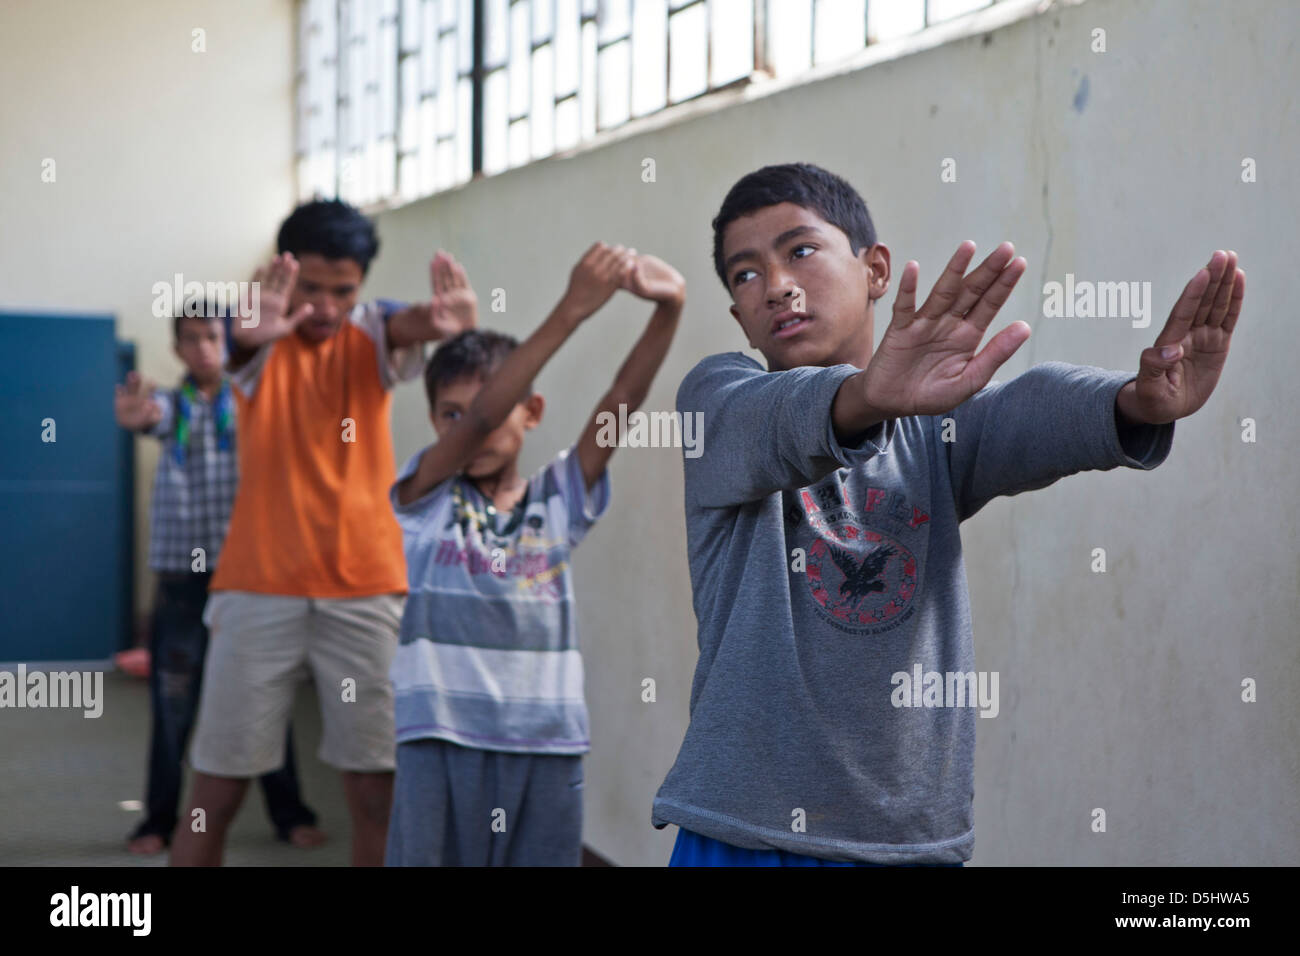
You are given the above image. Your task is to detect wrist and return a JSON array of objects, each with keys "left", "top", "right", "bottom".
[
  {"left": 1115, "top": 381, "right": 1147, "bottom": 427},
  {"left": 387, "top": 306, "right": 423, "bottom": 346},
  {"left": 833, "top": 369, "right": 889, "bottom": 440},
  {"left": 550, "top": 299, "right": 587, "bottom": 330},
  {"left": 229, "top": 326, "right": 265, "bottom": 350},
  {"left": 856, "top": 368, "right": 897, "bottom": 426}
]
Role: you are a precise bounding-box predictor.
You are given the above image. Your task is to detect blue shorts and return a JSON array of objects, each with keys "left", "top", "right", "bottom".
[{"left": 669, "top": 828, "right": 966, "bottom": 867}]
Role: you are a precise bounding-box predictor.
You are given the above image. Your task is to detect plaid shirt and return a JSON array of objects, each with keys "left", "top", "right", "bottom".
[{"left": 144, "top": 381, "right": 238, "bottom": 572}]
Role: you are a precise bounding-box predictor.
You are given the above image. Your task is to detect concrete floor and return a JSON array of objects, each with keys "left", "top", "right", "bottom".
[{"left": 0, "top": 670, "right": 352, "bottom": 866}]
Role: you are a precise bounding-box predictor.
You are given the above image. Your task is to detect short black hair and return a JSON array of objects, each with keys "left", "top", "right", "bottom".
[
  {"left": 173, "top": 298, "right": 228, "bottom": 341},
  {"left": 424, "top": 329, "right": 521, "bottom": 408},
  {"left": 276, "top": 198, "right": 380, "bottom": 275},
  {"left": 711, "top": 162, "right": 877, "bottom": 290}
]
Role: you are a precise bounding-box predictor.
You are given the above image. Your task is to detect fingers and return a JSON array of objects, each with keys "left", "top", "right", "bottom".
[
  {"left": 604, "top": 244, "right": 631, "bottom": 277},
  {"left": 1137, "top": 342, "right": 1182, "bottom": 384},
  {"left": 1206, "top": 251, "right": 1239, "bottom": 328},
  {"left": 592, "top": 243, "right": 635, "bottom": 281},
  {"left": 964, "top": 255, "right": 1027, "bottom": 332},
  {"left": 572, "top": 242, "right": 640, "bottom": 304},
  {"left": 266, "top": 252, "right": 299, "bottom": 294},
  {"left": 444, "top": 252, "right": 469, "bottom": 289},
  {"left": 116, "top": 372, "right": 159, "bottom": 428},
  {"left": 964, "top": 321, "right": 1032, "bottom": 389},
  {"left": 121, "top": 371, "right": 154, "bottom": 396},
  {"left": 622, "top": 258, "right": 642, "bottom": 292},
  {"left": 429, "top": 253, "right": 444, "bottom": 296},
  {"left": 285, "top": 302, "right": 315, "bottom": 327},
  {"left": 582, "top": 241, "right": 618, "bottom": 272},
  {"left": 890, "top": 260, "right": 920, "bottom": 327},
  {"left": 1192, "top": 250, "right": 1230, "bottom": 328},
  {"left": 1221, "top": 268, "right": 1245, "bottom": 335},
  {"left": 949, "top": 242, "right": 1016, "bottom": 319},
  {"left": 916, "top": 241, "right": 976, "bottom": 318},
  {"left": 430, "top": 250, "right": 465, "bottom": 295},
  {"left": 1153, "top": 265, "right": 1211, "bottom": 348}
]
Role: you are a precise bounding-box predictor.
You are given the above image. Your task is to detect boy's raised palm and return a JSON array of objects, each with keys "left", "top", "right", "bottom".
[
  {"left": 622, "top": 253, "right": 685, "bottom": 307},
  {"left": 115, "top": 371, "right": 163, "bottom": 431},
  {"left": 862, "top": 241, "right": 1031, "bottom": 419},
  {"left": 1126, "top": 250, "right": 1244, "bottom": 424},
  {"left": 403, "top": 250, "right": 479, "bottom": 340},
  {"left": 237, "top": 252, "right": 314, "bottom": 348},
  {"left": 562, "top": 242, "right": 637, "bottom": 320}
]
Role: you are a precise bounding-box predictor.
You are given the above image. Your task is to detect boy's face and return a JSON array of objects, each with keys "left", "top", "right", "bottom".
[
  {"left": 430, "top": 376, "right": 544, "bottom": 480},
  {"left": 723, "top": 201, "right": 890, "bottom": 371},
  {"left": 174, "top": 316, "right": 224, "bottom": 382},
  {"left": 289, "top": 253, "right": 365, "bottom": 342}
]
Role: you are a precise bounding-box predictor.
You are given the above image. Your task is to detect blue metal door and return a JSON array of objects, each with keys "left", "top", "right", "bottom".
[{"left": 0, "top": 313, "right": 134, "bottom": 662}]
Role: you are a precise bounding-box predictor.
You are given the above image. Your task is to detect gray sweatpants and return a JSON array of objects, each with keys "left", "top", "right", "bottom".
[{"left": 384, "top": 738, "right": 584, "bottom": 866}]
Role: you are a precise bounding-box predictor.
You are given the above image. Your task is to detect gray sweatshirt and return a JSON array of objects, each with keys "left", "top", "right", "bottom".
[{"left": 651, "top": 352, "right": 1175, "bottom": 862}]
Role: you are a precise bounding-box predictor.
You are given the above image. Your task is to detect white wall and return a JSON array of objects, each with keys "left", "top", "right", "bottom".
[
  {"left": 0, "top": 0, "right": 297, "bottom": 616},
  {"left": 369, "top": 0, "right": 1299, "bottom": 865}
]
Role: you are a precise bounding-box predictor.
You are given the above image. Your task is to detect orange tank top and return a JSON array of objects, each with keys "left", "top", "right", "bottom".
[{"left": 211, "top": 308, "right": 412, "bottom": 597}]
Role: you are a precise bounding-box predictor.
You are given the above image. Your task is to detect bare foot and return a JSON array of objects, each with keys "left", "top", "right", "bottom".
[
  {"left": 127, "top": 834, "right": 166, "bottom": 855},
  {"left": 286, "top": 824, "right": 326, "bottom": 848}
]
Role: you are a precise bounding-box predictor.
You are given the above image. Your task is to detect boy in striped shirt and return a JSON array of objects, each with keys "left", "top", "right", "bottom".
[{"left": 385, "top": 243, "right": 684, "bottom": 866}]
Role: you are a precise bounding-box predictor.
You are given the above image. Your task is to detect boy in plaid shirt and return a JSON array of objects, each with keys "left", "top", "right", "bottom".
[{"left": 115, "top": 306, "right": 320, "bottom": 854}]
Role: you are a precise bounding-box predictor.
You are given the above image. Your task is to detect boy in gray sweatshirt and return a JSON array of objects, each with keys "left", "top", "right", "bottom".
[{"left": 651, "top": 163, "right": 1245, "bottom": 865}]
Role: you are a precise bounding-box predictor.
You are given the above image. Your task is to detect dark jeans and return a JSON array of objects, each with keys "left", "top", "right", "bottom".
[{"left": 132, "top": 572, "right": 318, "bottom": 844}]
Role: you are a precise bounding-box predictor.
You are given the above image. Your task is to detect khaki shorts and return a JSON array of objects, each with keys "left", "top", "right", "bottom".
[{"left": 190, "top": 590, "right": 404, "bottom": 777}]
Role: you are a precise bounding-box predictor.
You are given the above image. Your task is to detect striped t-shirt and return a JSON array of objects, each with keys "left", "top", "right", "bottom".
[{"left": 389, "top": 444, "right": 610, "bottom": 755}]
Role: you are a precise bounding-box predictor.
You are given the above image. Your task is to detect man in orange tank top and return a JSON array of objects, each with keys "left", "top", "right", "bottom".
[{"left": 170, "top": 200, "right": 477, "bottom": 866}]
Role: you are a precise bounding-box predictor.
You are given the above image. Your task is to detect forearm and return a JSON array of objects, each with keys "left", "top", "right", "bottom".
[
  {"left": 948, "top": 362, "right": 1172, "bottom": 521},
  {"left": 396, "top": 302, "right": 582, "bottom": 505},
  {"left": 386, "top": 306, "right": 431, "bottom": 348},
  {"left": 603, "top": 301, "right": 681, "bottom": 410},
  {"left": 399, "top": 440, "right": 467, "bottom": 506},
  {"left": 682, "top": 356, "right": 888, "bottom": 508},
  {"left": 470, "top": 302, "right": 583, "bottom": 429}
]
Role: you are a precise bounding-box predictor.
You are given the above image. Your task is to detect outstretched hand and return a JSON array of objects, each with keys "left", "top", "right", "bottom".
[
  {"left": 861, "top": 241, "right": 1030, "bottom": 419},
  {"left": 401, "top": 250, "right": 479, "bottom": 342},
  {"left": 1119, "top": 250, "right": 1244, "bottom": 425},
  {"left": 238, "top": 252, "right": 315, "bottom": 348},
  {"left": 114, "top": 371, "right": 163, "bottom": 431}
]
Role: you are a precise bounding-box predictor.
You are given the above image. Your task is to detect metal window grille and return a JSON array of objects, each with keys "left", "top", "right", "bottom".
[{"left": 296, "top": 0, "right": 996, "bottom": 205}]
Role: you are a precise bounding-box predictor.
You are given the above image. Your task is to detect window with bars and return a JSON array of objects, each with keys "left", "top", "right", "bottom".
[{"left": 296, "top": 0, "right": 997, "bottom": 207}]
